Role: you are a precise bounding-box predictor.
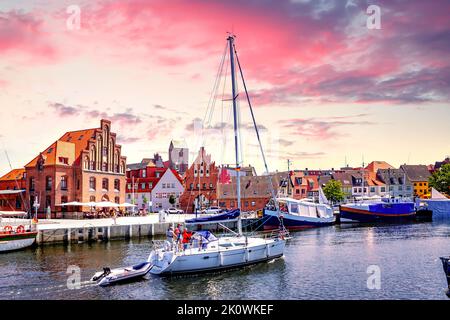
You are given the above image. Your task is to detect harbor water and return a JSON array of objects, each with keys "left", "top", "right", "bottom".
[{"left": 1, "top": 221, "right": 449, "bottom": 300}]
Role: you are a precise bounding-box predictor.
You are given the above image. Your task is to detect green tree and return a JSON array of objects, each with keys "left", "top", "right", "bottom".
[
  {"left": 169, "top": 194, "right": 176, "bottom": 206},
  {"left": 323, "top": 180, "right": 346, "bottom": 204},
  {"left": 429, "top": 163, "right": 450, "bottom": 196}
]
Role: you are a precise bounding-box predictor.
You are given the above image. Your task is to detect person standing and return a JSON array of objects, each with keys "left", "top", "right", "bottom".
[{"left": 166, "top": 226, "right": 174, "bottom": 249}]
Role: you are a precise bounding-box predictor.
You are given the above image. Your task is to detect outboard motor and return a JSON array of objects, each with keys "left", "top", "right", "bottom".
[
  {"left": 440, "top": 257, "right": 450, "bottom": 298},
  {"left": 92, "top": 267, "right": 111, "bottom": 281}
]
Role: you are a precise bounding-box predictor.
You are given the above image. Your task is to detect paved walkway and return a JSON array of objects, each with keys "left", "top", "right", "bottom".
[
  {"left": 2, "top": 212, "right": 257, "bottom": 231},
  {"left": 35, "top": 214, "right": 199, "bottom": 230}
]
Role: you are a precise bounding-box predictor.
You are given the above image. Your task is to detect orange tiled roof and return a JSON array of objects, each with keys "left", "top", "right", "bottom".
[
  {"left": 0, "top": 168, "right": 26, "bottom": 181},
  {"left": 25, "top": 128, "right": 96, "bottom": 168},
  {"left": 365, "top": 161, "right": 394, "bottom": 173}
]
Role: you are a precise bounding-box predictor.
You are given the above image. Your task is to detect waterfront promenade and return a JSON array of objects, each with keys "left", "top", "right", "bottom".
[{"left": 2, "top": 212, "right": 258, "bottom": 245}]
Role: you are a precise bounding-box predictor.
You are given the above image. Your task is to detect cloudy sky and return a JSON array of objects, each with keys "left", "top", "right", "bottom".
[{"left": 0, "top": 0, "right": 449, "bottom": 175}]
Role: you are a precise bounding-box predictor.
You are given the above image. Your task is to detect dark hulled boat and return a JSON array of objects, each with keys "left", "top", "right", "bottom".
[{"left": 440, "top": 257, "right": 450, "bottom": 297}]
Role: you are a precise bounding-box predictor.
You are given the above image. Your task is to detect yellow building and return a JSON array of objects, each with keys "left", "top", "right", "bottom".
[{"left": 400, "top": 165, "right": 431, "bottom": 198}]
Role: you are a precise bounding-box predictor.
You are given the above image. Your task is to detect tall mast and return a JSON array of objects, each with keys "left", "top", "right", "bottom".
[{"left": 228, "top": 35, "right": 242, "bottom": 235}]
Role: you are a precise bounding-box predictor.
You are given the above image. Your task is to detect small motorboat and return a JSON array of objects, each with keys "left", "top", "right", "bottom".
[
  {"left": 91, "top": 262, "right": 153, "bottom": 287},
  {"left": 439, "top": 257, "right": 450, "bottom": 297}
]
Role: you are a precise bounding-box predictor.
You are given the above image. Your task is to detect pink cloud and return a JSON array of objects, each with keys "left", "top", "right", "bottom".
[{"left": 0, "top": 10, "right": 58, "bottom": 63}]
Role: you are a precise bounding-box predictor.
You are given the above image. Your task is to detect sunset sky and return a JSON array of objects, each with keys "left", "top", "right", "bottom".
[{"left": 0, "top": 0, "right": 449, "bottom": 175}]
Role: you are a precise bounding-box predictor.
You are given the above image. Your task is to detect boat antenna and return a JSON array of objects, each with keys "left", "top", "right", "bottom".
[
  {"left": 227, "top": 34, "right": 243, "bottom": 235},
  {"left": 232, "top": 38, "right": 281, "bottom": 217}
]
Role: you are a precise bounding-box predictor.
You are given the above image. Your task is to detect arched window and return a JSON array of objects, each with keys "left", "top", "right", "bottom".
[
  {"left": 120, "top": 161, "right": 125, "bottom": 174},
  {"left": 114, "top": 196, "right": 120, "bottom": 204},
  {"left": 90, "top": 145, "right": 96, "bottom": 170},
  {"left": 84, "top": 156, "right": 90, "bottom": 170},
  {"left": 89, "top": 177, "right": 96, "bottom": 190}
]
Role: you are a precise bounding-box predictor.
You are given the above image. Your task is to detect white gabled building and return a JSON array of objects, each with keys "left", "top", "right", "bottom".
[{"left": 151, "top": 168, "right": 184, "bottom": 211}]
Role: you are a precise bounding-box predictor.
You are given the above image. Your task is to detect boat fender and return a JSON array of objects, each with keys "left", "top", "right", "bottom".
[{"left": 16, "top": 225, "right": 25, "bottom": 234}]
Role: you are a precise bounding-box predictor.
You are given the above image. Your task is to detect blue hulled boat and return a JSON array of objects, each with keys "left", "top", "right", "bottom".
[
  {"left": 185, "top": 209, "right": 240, "bottom": 225},
  {"left": 339, "top": 197, "right": 415, "bottom": 223}
]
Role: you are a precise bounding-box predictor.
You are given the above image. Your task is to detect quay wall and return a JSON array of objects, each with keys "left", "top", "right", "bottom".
[{"left": 35, "top": 218, "right": 260, "bottom": 245}]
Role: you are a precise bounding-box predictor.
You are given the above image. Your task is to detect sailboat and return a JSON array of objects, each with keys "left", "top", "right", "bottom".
[{"left": 147, "top": 35, "right": 288, "bottom": 276}]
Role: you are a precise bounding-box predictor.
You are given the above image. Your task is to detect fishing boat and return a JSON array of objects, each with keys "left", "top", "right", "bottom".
[
  {"left": 91, "top": 262, "right": 153, "bottom": 287},
  {"left": 339, "top": 164, "right": 416, "bottom": 223},
  {"left": 339, "top": 197, "right": 416, "bottom": 223},
  {"left": 147, "top": 34, "right": 288, "bottom": 276},
  {"left": 439, "top": 257, "right": 450, "bottom": 297},
  {"left": 263, "top": 195, "right": 334, "bottom": 230},
  {"left": 0, "top": 190, "right": 37, "bottom": 253}
]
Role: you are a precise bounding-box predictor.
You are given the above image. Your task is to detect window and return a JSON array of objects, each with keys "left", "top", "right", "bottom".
[
  {"left": 114, "top": 197, "right": 120, "bottom": 204},
  {"left": 251, "top": 201, "right": 256, "bottom": 207},
  {"left": 46, "top": 176, "right": 53, "bottom": 191},
  {"left": 29, "top": 177, "right": 35, "bottom": 192},
  {"left": 156, "top": 172, "right": 160, "bottom": 178},
  {"left": 381, "top": 187, "right": 386, "bottom": 192},
  {"left": 141, "top": 183, "right": 145, "bottom": 189},
  {"left": 419, "top": 183, "right": 422, "bottom": 186},
  {"left": 171, "top": 183, "right": 175, "bottom": 188},
  {"left": 209, "top": 183, "right": 213, "bottom": 189},
  {"left": 370, "top": 187, "right": 375, "bottom": 193},
  {"left": 103, "top": 146, "right": 108, "bottom": 157},
  {"left": 398, "top": 186, "right": 403, "bottom": 191},
  {"left": 102, "top": 162, "right": 107, "bottom": 171},
  {"left": 59, "top": 157, "right": 69, "bottom": 165},
  {"left": 142, "top": 170, "right": 146, "bottom": 178},
  {"left": 162, "top": 183, "right": 166, "bottom": 189},
  {"left": 149, "top": 182, "right": 153, "bottom": 188},
  {"left": 389, "top": 186, "right": 393, "bottom": 191},
  {"left": 190, "top": 183, "right": 193, "bottom": 190},
  {"left": 45, "top": 195, "right": 51, "bottom": 208},
  {"left": 358, "top": 188, "right": 362, "bottom": 193},
  {"left": 90, "top": 177, "right": 96, "bottom": 190},
  {"left": 196, "top": 183, "right": 200, "bottom": 189},
  {"left": 407, "top": 186, "right": 411, "bottom": 191},
  {"left": 77, "top": 179, "right": 80, "bottom": 190},
  {"left": 102, "top": 178, "right": 109, "bottom": 190},
  {"left": 90, "top": 196, "right": 96, "bottom": 202},
  {"left": 114, "top": 179, "right": 120, "bottom": 191},
  {"left": 203, "top": 183, "right": 206, "bottom": 189},
  {"left": 61, "top": 176, "right": 68, "bottom": 191},
  {"left": 244, "top": 201, "right": 249, "bottom": 207},
  {"left": 15, "top": 196, "right": 21, "bottom": 209}
]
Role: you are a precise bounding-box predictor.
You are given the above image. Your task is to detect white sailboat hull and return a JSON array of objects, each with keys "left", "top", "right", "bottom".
[
  {"left": 149, "top": 237, "right": 285, "bottom": 276},
  {"left": 0, "top": 237, "right": 36, "bottom": 252}
]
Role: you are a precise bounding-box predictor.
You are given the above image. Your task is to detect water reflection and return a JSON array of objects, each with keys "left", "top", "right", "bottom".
[{"left": 0, "top": 222, "right": 449, "bottom": 300}]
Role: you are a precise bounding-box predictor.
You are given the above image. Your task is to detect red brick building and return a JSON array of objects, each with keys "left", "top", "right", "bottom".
[
  {"left": 0, "top": 169, "right": 27, "bottom": 211},
  {"left": 179, "top": 147, "right": 219, "bottom": 213},
  {"left": 126, "top": 159, "right": 183, "bottom": 212},
  {"left": 25, "top": 119, "right": 127, "bottom": 217},
  {"left": 216, "top": 175, "right": 280, "bottom": 211}
]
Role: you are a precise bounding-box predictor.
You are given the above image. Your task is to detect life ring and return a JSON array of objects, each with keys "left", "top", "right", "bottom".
[
  {"left": 3, "top": 225, "right": 12, "bottom": 233},
  {"left": 16, "top": 225, "right": 25, "bottom": 234}
]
